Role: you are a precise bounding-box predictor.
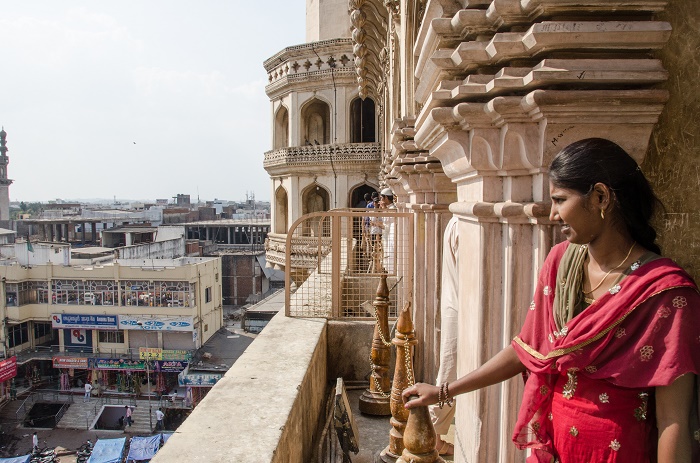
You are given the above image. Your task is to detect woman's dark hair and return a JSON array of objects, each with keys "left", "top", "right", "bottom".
[{"left": 549, "top": 138, "right": 662, "bottom": 254}]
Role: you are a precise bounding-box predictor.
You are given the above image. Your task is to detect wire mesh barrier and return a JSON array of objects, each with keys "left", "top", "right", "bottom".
[{"left": 285, "top": 209, "right": 413, "bottom": 319}]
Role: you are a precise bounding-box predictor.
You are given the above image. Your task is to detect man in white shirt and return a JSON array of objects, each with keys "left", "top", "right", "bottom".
[
  {"left": 32, "top": 432, "right": 38, "bottom": 452},
  {"left": 84, "top": 382, "right": 93, "bottom": 402},
  {"left": 155, "top": 408, "right": 165, "bottom": 431}
]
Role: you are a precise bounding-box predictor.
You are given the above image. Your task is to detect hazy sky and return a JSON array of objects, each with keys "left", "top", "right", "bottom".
[{"left": 0, "top": 1, "right": 306, "bottom": 203}]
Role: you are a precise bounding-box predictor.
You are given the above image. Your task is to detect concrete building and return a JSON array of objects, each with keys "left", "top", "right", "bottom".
[
  {"left": 0, "top": 252, "right": 222, "bottom": 401},
  {"left": 184, "top": 219, "right": 269, "bottom": 248}
]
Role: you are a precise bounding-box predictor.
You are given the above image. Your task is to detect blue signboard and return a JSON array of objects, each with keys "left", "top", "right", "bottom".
[
  {"left": 118, "top": 315, "right": 193, "bottom": 332},
  {"left": 52, "top": 313, "right": 118, "bottom": 330},
  {"left": 178, "top": 372, "right": 222, "bottom": 387}
]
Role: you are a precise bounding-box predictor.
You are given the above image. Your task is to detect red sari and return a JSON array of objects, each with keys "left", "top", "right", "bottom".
[{"left": 512, "top": 242, "right": 700, "bottom": 462}]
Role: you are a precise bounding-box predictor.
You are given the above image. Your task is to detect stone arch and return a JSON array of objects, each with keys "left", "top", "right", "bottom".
[
  {"left": 300, "top": 98, "right": 331, "bottom": 145},
  {"left": 350, "top": 97, "right": 376, "bottom": 143},
  {"left": 349, "top": 182, "right": 378, "bottom": 208},
  {"left": 274, "top": 105, "right": 289, "bottom": 150},
  {"left": 301, "top": 183, "right": 331, "bottom": 237},
  {"left": 274, "top": 186, "right": 288, "bottom": 234}
]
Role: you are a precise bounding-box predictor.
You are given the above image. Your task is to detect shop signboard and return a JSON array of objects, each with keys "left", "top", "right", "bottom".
[
  {"left": 118, "top": 315, "right": 194, "bottom": 332},
  {"left": 155, "top": 360, "right": 188, "bottom": 373},
  {"left": 52, "top": 356, "right": 89, "bottom": 369},
  {"left": 177, "top": 372, "right": 222, "bottom": 387},
  {"left": 51, "top": 313, "right": 118, "bottom": 330},
  {"left": 162, "top": 349, "right": 192, "bottom": 361},
  {"left": 0, "top": 356, "right": 17, "bottom": 382},
  {"left": 91, "top": 358, "right": 146, "bottom": 370},
  {"left": 139, "top": 348, "right": 162, "bottom": 360}
]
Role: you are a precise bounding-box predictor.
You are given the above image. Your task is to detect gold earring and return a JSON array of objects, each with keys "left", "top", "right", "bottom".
[{"left": 600, "top": 209, "right": 605, "bottom": 220}]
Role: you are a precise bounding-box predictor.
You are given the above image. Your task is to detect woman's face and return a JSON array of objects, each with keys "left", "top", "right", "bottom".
[{"left": 549, "top": 183, "right": 601, "bottom": 244}]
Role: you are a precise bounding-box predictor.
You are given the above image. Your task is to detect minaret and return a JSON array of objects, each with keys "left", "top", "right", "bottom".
[{"left": 0, "top": 128, "right": 14, "bottom": 223}]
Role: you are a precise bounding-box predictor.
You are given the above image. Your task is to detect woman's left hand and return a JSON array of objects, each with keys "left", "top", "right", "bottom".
[{"left": 402, "top": 383, "right": 439, "bottom": 409}]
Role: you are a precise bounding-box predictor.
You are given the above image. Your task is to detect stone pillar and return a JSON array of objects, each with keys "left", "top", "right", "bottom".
[
  {"left": 385, "top": 117, "right": 457, "bottom": 384},
  {"left": 91, "top": 223, "right": 97, "bottom": 244},
  {"left": 81, "top": 222, "right": 86, "bottom": 244}
]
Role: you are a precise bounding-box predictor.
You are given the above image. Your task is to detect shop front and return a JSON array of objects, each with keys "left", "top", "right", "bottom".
[{"left": 0, "top": 356, "right": 17, "bottom": 401}]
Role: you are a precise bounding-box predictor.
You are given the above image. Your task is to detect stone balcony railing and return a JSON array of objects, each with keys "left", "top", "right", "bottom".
[
  {"left": 264, "top": 232, "right": 332, "bottom": 272},
  {"left": 264, "top": 38, "right": 355, "bottom": 88},
  {"left": 263, "top": 142, "right": 382, "bottom": 175}
]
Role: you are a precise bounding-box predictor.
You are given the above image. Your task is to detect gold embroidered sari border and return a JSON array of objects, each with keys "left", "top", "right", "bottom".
[{"left": 513, "top": 285, "right": 695, "bottom": 361}]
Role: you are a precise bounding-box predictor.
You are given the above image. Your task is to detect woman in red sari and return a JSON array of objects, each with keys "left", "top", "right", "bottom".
[{"left": 403, "top": 138, "right": 700, "bottom": 462}]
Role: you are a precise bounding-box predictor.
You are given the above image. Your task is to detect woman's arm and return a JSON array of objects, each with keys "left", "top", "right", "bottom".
[
  {"left": 656, "top": 373, "right": 695, "bottom": 463},
  {"left": 403, "top": 344, "right": 525, "bottom": 409}
]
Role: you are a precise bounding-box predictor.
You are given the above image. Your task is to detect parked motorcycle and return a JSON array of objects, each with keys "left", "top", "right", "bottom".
[
  {"left": 76, "top": 440, "right": 93, "bottom": 463},
  {"left": 30, "top": 445, "right": 59, "bottom": 463}
]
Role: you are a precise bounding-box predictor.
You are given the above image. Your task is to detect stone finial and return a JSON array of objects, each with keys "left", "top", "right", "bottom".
[
  {"left": 396, "top": 395, "right": 444, "bottom": 463},
  {"left": 359, "top": 273, "right": 392, "bottom": 416},
  {"left": 380, "top": 302, "right": 417, "bottom": 462}
]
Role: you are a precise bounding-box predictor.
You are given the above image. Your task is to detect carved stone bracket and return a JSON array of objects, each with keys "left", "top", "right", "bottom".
[
  {"left": 416, "top": 89, "right": 669, "bottom": 180},
  {"left": 349, "top": 0, "right": 389, "bottom": 100}
]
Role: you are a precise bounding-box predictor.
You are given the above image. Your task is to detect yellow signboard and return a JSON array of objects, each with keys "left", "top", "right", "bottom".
[{"left": 139, "top": 347, "right": 163, "bottom": 360}]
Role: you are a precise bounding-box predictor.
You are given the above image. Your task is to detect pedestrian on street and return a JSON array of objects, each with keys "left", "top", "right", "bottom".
[
  {"left": 125, "top": 405, "right": 133, "bottom": 427},
  {"left": 155, "top": 408, "right": 164, "bottom": 431},
  {"left": 83, "top": 382, "right": 93, "bottom": 402},
  {"left": 31, "top": 432, "right": 38, "bottom": 452}
]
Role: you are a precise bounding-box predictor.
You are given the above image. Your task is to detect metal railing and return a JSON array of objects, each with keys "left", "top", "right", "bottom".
[
  {"left": 15, "top": 389, "right": 75, "bottom": 423},
  {"left": 54, "top": 402, "right": 69, "bottom": 427},
  {"left": 285, "top": 209, "right": 413, "bottom": 319}
]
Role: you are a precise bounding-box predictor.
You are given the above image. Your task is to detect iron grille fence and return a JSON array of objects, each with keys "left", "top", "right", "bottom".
[{"left": 285, "top": 209, "right": 413, "bottom": 319}]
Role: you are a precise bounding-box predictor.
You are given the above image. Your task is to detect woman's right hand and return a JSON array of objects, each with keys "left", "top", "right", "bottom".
[{"left": 402, "top": 383, "right": 440, "bottom": 409}]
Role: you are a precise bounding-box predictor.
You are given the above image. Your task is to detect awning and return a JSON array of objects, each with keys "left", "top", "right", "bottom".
[
  {"left": 0, "top": 455, "right": 30, "bottom": 463},
  {"left": 126, "top": 434, "right": 173, "bottom": 461},
  {"left": 87, "top": 437, "right": 126, "bottom": 463}
]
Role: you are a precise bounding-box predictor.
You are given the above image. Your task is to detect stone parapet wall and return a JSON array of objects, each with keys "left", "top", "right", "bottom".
[{"left": 151, "top": 311, "right": 328, "bottom": 463}]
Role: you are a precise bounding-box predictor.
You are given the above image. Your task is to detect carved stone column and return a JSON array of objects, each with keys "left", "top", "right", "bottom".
[
  {"left": 359, "top": 273, "right": 392, "bottom": 416},
  {"left": 386, "top": 117, "right": 457, "bottom": 386}
]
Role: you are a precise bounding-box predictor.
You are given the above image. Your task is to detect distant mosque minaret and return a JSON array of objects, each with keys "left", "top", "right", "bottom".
[{"left": 0, "top": 127, "right": 14, "bottom": 223}]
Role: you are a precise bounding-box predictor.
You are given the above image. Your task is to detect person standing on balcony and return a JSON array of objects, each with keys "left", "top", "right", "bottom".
[
  {"left": 379, "top": 188, "right": 396, "bottom": 274},
  {"left": 368, "top": 193, "right": 383, "bottom": 273},
  {"left": 430, "top": 214, "right": 459, "bottom": 456},
  {"left": 403, "top": 138, "right": 700, "bottom": 462},
  {"left": 83, "top": 381, "right": 93, "bottom": 402},
  {"left": 360, "top": 192, "right": 373, "bottom": 263}
]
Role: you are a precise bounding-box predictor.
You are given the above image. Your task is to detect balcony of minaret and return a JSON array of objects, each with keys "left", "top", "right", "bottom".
[
  {"left": 263, "top": 142, "right": 381, "bottom": 176},
  {"left": 264, "top": 38, "right": 356, "bottom": 98}
]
